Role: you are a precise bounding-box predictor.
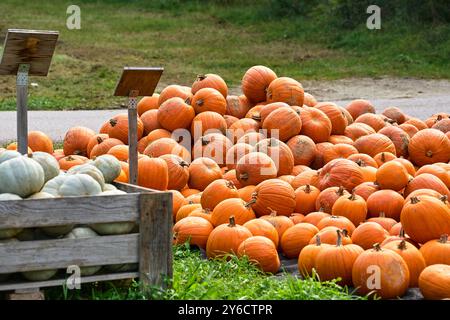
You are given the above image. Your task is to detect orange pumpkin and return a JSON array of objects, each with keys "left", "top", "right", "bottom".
[
  {"left": 315, "top": 186, "right": 350, "bottom": 213},
  {"left": 298, "top": 235, "right": 327, "bottom": 277},
  {"left": 140, "top": 109, "right": 161, "bottom": 135},
  {"left": 299, "top": 107, "right": 332, "bottom": 143},
  {"left": 310, "top": 226, "right": 352, "bottom": 245},
  {"left": 404, "top": 173, "right": 450, "bottom": 198},
  {"left": 353, "top": 182, "right": 380, "bottom": 200},
  {"left": 58, "top": 155, "right": 88, "bottom": 171},
  {"left": 226, "top": 95, "right": 251, "bottom": 119},
  {"left": 226, "top": 143, "right": 254, "bottom": 170},
  {"left": 408, "top": 129, "right": 450, "bottom": 166},
  {"left": 107, "top": 113, "right": 144, "bottom": 144},
  {"left": 419, "top": 234, "right": 450, "bottom": 266},
  {"left": 160, "top": 154, "right": 190, "bottom": 191},
  {"left": 191, "top": 73, "right": 228, "bottom": 98},
  {"left": 190, "top": 111, "right": 227, "bottom": 137},
  {"left": 261, "top": 211, "right": 295, "bottom": 244},
  {"left": 404, "top": 117, "right": 428, "bottom": 131},
  {"left": 317, "top": 215, "right": 356, "bottom": 236},
  {"left": 137, "top": 94, "right": 160, "bottom": 116},
  {"left": 137, "top": 156, "right": 168, "bottom": 190},
  {"left": 317, "top": 158, "right": 365, "bottom": 191},
  {"left": 373, "top": 152, "right": 397, "bottom": 167},
  {"left": 90, "top": 138, "right": 124, "bottom": 158},
  {"left": 323, "top": 143, "right": 358, "bottom": 164},
  {"left": 345, "top": 99, "right": 375, "bottom": 120},
  {"left": 144, "top": 138, "right": 190, "bottom": 161},
  {"left": 382, "top": 107, "right": 406, "bottom": 124},
  {"left": 418, "top": 264, "right": 450, "bottom": 300},
  {"left": 351, "top": 222, "right": 389, "bottom": 250},
  {"left": 254, "top": 138, "right": 294, "bottom": 176},
  {"left": 237, "top": 236, "right": 281, "bottom": 274},
  {"left": 200, "top": 179, "right": 239, "bottom": 210},
  {"left": 28, "top": 131, "right": 53, "bottom": 154},
  {"left": 376, "top": 160, "right": 409, "bottom": 191},
  {"left": 251, "top": 179, "right": 296, "bottom": 217},
  {"left": 378, "top": 126, "right": 410, "bottom": 157},
  {"left": 188, "top": 157, "right": 222, "bottom": 191},
  {"left": 286, "top": 135, "right": 317, "bottom": 166},
  {"left": 331, "top": 193, "right": 367, "bottom": 226},
  {"left": 63, "top": 126, "right": 96, "bottom": 157},
  {"left": 158, "top": 97, "right": 195, "bottom": 131},
  {"left": 235, "top": 152, "right": 277, "bottom": 187},
  {"left": 302, "top": 211, "right": 331, "bottom": 227},
  {"left": 315, "top": 102, "right": 348, "bottom": 135},
  {"left": 107, "top": 144, "right": 129, "bottom": 161},
  {"left": 266, "top": 77, "right": 304, "bottom": 106},
  {"left": 241, "top": 65, "right": 277, "bottom": 103},
  {"left": 243, "top": 219, "right": 279, "bottom": 247},
  {"left": 294, "top": 184, "right": 320, "bottom": 215},
  {"left": 173, "top": 216, "right": 213, "bottom": 249},
  {"left": 262, "top": 107, "right": 302, "bottom": 142},
  {"left": 367, "top": 190, "right": 404, "bottom": 220},
  {"left": 354, "top": 113, "right": 386, "bottom": 132},
  {"left": 354, "top": 133, "right": 396, "bottom": 157},
  {"left": 191, "top": 88, "right": 227, "bottom": 115},
  {"left": 280, "top": 223, "right": 319, "bottom": 258},
  {"left": 344, "top": 123, "right": 376, "bottom": 141},
  {"left": 158, "top": 85, "right": 192, "bottom": 106}
]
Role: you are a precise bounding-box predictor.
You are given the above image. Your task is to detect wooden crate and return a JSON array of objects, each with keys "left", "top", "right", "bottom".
[{"left": 0, "top": 182, "right": 173, "bottom": 299}]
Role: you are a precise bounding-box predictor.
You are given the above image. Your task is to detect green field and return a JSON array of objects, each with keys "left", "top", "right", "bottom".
[
  {"left": 45, "top": 245, "right": 366, "bottom": 300},
  {"left": 0, "top": 0, "right": 449, "bottom": 110}
]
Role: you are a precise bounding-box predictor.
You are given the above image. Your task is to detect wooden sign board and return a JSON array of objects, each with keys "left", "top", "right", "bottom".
[
  {"left": 114, "top": 67, "right": 164, "bottom": 97},
  {"left": 0, "top": 29, "right": 59, "bottom": 76}
]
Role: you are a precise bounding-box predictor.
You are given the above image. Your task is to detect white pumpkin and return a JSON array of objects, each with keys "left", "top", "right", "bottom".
[
  {"left": 42, "top": 174, "right": 102, "bottom": 197},
  {"left": 67, "top": 164, "right": 106, "bottom": 189},
  {"left": 103, "top": 184, "right": 117, "bottom": 192},
  {"left": 0, "top": 150, "right": 21, "bottom": 164},
  {"left": 93, "top": 155, "right": 121, "bottom": 183},
  {"left": 100, "top": 189, "right": 125, "bottom": 196},
  {"left": 28, "top": 152, "right": 60, "bottom": 183},
  {"left": 0, "top": 157, "right": 45, "bottom": 197},
  {"left": 65, "top": 227, "right": 102, "bottom": 276},
  {"left": 0, "top": 193, "right": 23, "bottom": 239}
]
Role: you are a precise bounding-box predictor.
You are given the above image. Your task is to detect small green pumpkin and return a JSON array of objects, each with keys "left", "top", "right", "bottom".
[
  {"left": 0, "top": 193, "right": 23, "bottom": 239},
  {"left": 93, "top": 155, "right": 121, "bottom": 183},
  {"left": 67, "top": 164, "right": 106, "bottom": 190},
  {"left": 28, "top": 152, "right": 60, "bottom": 183},
  {"left": 0, "top": 157, "right": 45, "bottom": 197},
  {"left": 65, "top": 227, "right": 102, "bottom": 276},
  {"left": 42, "top": 174, "right": 102, "bottom": 197}
]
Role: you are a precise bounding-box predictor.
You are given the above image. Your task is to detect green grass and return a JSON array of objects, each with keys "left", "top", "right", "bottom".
[
  {"left": 0, "top": 0, "right": 449, "bottom": 111},
  {"left": 45, "top": 244, "right": 365, "bottom": 300}
]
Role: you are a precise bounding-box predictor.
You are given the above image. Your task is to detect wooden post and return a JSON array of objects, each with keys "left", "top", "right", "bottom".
[
  {"left": 138, "top": 192, "right": 173, "bottom": 289},
  {"left": 128, "top": 90, "right": 139, "bottom": 185},
  {"left": 16, "top": 64, "right": 30, "bottom": 154}
]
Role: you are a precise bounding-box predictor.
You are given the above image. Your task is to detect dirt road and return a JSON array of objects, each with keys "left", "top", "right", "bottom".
[{"left": 1, "top": 77, "right": 449, "bottom": 143}]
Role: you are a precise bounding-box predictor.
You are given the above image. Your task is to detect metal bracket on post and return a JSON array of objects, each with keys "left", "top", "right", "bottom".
[
  {"left": 16, "top": 64, "right": 30, "bottom": 155},
  {"left": 128, "top": 89, "right": 139, "bottom": 185}
]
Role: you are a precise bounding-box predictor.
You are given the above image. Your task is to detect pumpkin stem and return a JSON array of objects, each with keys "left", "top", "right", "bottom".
[
  {"left": 252, "top": 114, "right": 262, "bottom": 122},
  {"left": 318, "top": 207, "right": 324, "bottom": 212},
  {"left": 109, "top": 119, "right": 118, "bottom": 127},
  {"left": 268, "top": 207, "right": 277, "bottom": 217},
  {"left": 379, "top": 212, "right": 386, "bottom": 218},
  {"left": 196, "top": 74, "right": 207, "bottom": 81},
  {"left": 336, "top": 230, "right": 343, "bottom": 247},
  {"left": 184, "top": 97, "right": 191, "bottom": 105},
  {"left": 399, "top": 227, "right": 405, "bottom": 238},
  {"left": 239, "top": 172, "right": 249, "bottom": 181},
  {"left": 398, "top": 240, "right": 407, "bottom": 250},
  {"left": 381, "top": 152, "right": 386, "bottom": 162},
  {"left": 196, "top": 99, "right": 204, "bottom": 106},
  {"left": 228, "top": 216, "right": 236, "bottom": 227},
  {"left": 337, "top": 186, "right": 345, "bottom": 196},
  {"left": 97, "top": 136, "right": 104, "bottom": 144},
  {"left": 201, "top": 137, "right": 210, "bottom": 146},
  {"left": 66, "top": 155, "right": 75, "bottom": 161},
  {"left": 342, "top": 229, "right": 349, "bottom": 237},
  {"left": 410, "top": 196, "right": 420, "bottom": 204},
  {"left": 188, "top": 200, "right": 194, "bottom": 205},
  {"left": 179, "top": 160, "right": 189, "bottom": 168},
  {"left": 355, "top": 159, "right": 365, "bottom": 167},
  {"left": 440, "top": 195, "right": 448, "bottom": 204},
  {"left": 315, "top": 235, "right": 321, "bottom": 246},
  {"left": 439, "top": 234, "right": 448, "bottom": 243},
  {"left": 304, "top": 184, "right": 311, "bottom": 193},
  {"left": 373, "top": 243, "right": 382, "bottom": 251},
  {"left": 436, "top": 114, "right": 443, "bottom": 121},
  {"left": 225, "top": 180, "right": 236, "bottom": 189},
  {"left": 426, "top": 150, "right": 433, "bottom": 158},
  {"left": 245, "top": 198, "right": 256, "bottom": 208},
  {"left": 348, "top": 192, "right": 356, "bottom": 201}
]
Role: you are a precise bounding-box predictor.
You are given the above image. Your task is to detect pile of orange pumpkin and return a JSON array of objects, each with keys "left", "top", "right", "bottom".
[{"left": 3, "top": 65, "right": 449, "bottom": 299}]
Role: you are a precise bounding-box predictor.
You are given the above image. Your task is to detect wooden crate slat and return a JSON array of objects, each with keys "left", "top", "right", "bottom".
[
  {"left": 0, "top": 194, "right": 140, "bottom": 229},
  {"left": 0, "top": 234, "right": 138, "bottom": 273},
  {"left": 0, "top": 272, "right": 139, "bottom": 292},
  {"left": 113, "top": 181, "right": 158, "bottom": 193}
]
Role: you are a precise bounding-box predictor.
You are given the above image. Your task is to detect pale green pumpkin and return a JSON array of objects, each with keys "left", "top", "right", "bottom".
[
  {"left": 28, "top": 152, "right": 60, "bottom": 183},
  {"left": 103, "top": 184, "right": 117, "bottom": 192},
  {"left": 65, "top": 227, "right": 102, "bottom": 276},
  {"left": 93, "top": 155, "right": 121, "bottom": 183},
  {"left": 67, "top": 164, "right": 106, "bottom": 190},
  {"left": 0, "top": 157, "right": 45, "bottom": 197},
  {"left": 42, "top": 174, "right": 102, "bottom": 197},
  {"left": 0, "top": 150, "right": 21, "bottom": 164}
]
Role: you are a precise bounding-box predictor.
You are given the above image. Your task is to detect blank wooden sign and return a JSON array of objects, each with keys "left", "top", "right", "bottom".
[
  {"left": 114, "top": 67, "right": 164, "bottom": 97},
  {"left": 0, "top": 29, "right": 59, "bottom": 76}
]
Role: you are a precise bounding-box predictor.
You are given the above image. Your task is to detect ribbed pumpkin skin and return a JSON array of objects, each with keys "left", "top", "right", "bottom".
[
  {"left": 376, "top": 161, "right": 409, "bottom": 191},
  {"left": 226, "top": 95, "right": 251, "bottom": 119},
  {"left": 173, "top": 216, "right": 214, "bottom": 249},
  {"left": 254, "top": 138, "right": 294, "bottom": 176},
  {"left": 237, "top": 236, "right": 281, "bottom": 274},
  {"left": 251, "top": 179, "right": 296, "bottom": 217},
  {"left": 192, "top": 133, "right": 233, "bottom": 167},
  {"left": 242, "top": 65, "right": 277, "bottom": 103},
  {"left": 286, "top": 135, "right": 317, "bottom": 166},
  {"left": 158, "top": 97, "right": 195, "bottom": 131},
  {"left": 160, "top": 154, "right": 190, "bottom": 191},
  {"left": 352, "top": 245, "right": 410, "bottom": 299},
  {"left": 317, "top": 216, "right": 356, "bottom": 236},
  {"left": 63, "top": 126, "right": 96, "bottom": 157},
  {"left": 206, "top": 218, "right": 252, "bottom": 259},
  {"left": 382, "top": 240, "right": 426, "bottom": 287},
  {"left": 351, "top": 222, "right": 389, "bottom": 250},
  {"left": 302, "top": 212, "right": 331, "bottom": 227},
  {"left": 315, "top": 186, "right": 350, "bottom": 213},
  {"left": 137, "top": 94, "right": 159, "bottom": 116},
  {"left": 315, "top": 241, "right": 363, "bottom": 286},
  {"left": 29, "top": 152, "right": 60, "bottom": 183},
  {"left": 415, "top": 164, "right": 450, "bottom": 189},
  {"left": 404, "top": 173, "right": 450, "bottom": 198},
  {"left": 354, "top": 133, "right": 396, "bottom": 157},
  {"left": 90, "top": 138, "right": 124, "bottom": 158},
  {"left": 140, "top": 109, "right": 161, "bottom": 135},
  {"left": 261, "top": 213, "right": 294, "bottom": 244},
  {"left": 200, "top": 179, "right": 239, "bottom": 210},
  {"left": 367, "top": 190, "right": 404, "bottom": 220},
  {"left": 262, "top": 107, "right": 302, "bottom": 142},
  {"left": 344, "top": 123, "right": 376, "bottom": 141},
  {"left": 266, "top": 77, "right": 304, "bottom": 106},
  {"left": 175, "top": 203, "right": 202, "bottom": 222},
  {"left": 300, "top": 108, "right": 332, "bottom": 143},
  {"left": 401, "top": 196, "right": 450, "bottom": 244},
  {"left": 298, "top": 239, "right": 327, "bottom": 277},
  {"left": 137, "top": 156, "right": 168, "bottom": 191},
  {"left": 294, "top": 184, "right": 320, "bottom": 215},
  {"left": 316, "top": 102, "right": 348, "bottom": 135},
  {"left": 58, "top": 155, "right": 88, "bottom": 171},
  {"left": 419, "top": 264, "right": 450, "bottom": 300},
  {"left": 331, "top": 193, "right": 367, "bottom": 227},
  {"left": 419, "top": 235, "right": 450, "bottom": 266},
  {"left": 345, "top": 99, "right": 375, "bottom": 120},
  {"left": 191, "top": 73, "right": 228, "bottom": 98},
  {"left": 408, "top": 129, "right": 450, "bottom": 166},
  {"left": 353, "top": 182, "right": 379, "bottom": 201},
  {"left": 354, "top": 113, "right": 386, "bottom": 132},
  {"left": 317, "top": 159, "right": 364, "bottom": 192},
  {"left": 92, "top": 154, "right": 122, "bottom": 184},
  {"left": 280, "top": 223, "right": 319, "bottom": 258},
  {"left": 243, "top": 219, "right": 279, "bottom": 247},
  {"left": 158, "top": 85, "right": 191, "bottom": 106},
  {"left": 107, "top": 144, "right": 129, "bottom": 161},
  {"left": 0, "top": 157, "right": 45, "bottom": 197},
  {"left": 378, "top": 126, "right": 410, "bottom": 157},
  {"left": 226, "top": 143, "right": 253, "bottom": 170},
  {"left": 107, "top": 113, "right": 144, "bottom": 144},
  {"left": 211, "top": 198, "right": 256, "bottom": 227},
  {"left": 188, "top": 157, "right": 222, "bottom": 191},
  {"left": 42, "top": 174, "right": 102, "bottom": 197},
  {"left": 191, "top": 111, "right": 227, "bottom": 136},
  {"left": 28, "top": 131, "right": 53, "bottom": 154},
  {"left": 191, "top": 88, "right": 227, "bottom": 115},
  {"left": 235, "top": 152, "right": 277, "bottom": 187}
]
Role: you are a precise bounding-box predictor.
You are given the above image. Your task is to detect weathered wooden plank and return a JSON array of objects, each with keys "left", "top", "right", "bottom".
[
  {"left": 113, "top": 67, "right": 163, "bottom": 97},
  {"left": 114, "top": 181, "right": 157, "bottom": 194},
  {"left": 0, "top": 272, "right": 139, "bottom": 292},
  {"left": 0, "top": 234, "right": 139, "bottom": 273},
  {"left": 139, "top": 192, "right": 173, "bottom": 288},
  {"left": 0, "top": 194, "right": 140, "bottom": 229},
  {"left": 0, "top": 29, "right": 59, "bottom": 76}
]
